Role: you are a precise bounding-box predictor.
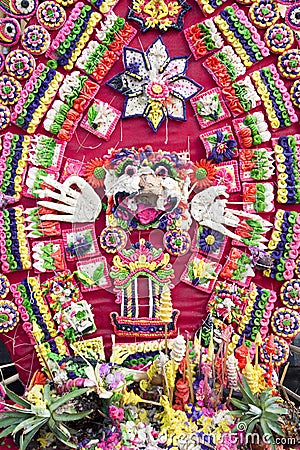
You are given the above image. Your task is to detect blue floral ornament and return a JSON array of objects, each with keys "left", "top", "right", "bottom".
[
  {"left": 107, "top": 37, "right": 202, "bottom": 132},
  {"left": 207, "top": 130, "right": 237, "bottom": 164}
]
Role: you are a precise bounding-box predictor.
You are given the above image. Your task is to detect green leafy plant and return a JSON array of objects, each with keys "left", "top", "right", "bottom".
[
  {"left": 0, "top": 384, "right": 91, "bottom": 450},
  {"left": 230, "top": 376, "right": 287, "bottom": 449}
]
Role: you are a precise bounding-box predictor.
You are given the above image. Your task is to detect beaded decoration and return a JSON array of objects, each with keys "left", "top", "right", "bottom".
[
  {"left": 28, "top": 135, "right": 66, "bottom": 171},
  {"left": 32, "top": 239, "right": 66, "bottom": 273},
  {"left": 192, "top": 226, "right": 227, "bottom": 260},
  {"left": 214, "top": 161, "right": 241, "bottom": 193},
  {"left": 271, "top": 307, "right": 300, "bottom": 339},
  {"left": 99, "top": 227, "right": 127, "bottom": 254},
  {"left": 249, "top": 0, "right": 279, "bottom": 28},
  {"left": 11, "top": 63, "right": 64, "bottom": 134},
  {"left": 251, "top": 64, "right": 298, "bottom": 130},
  {"left": 21, "top": 25, "right": 50, "bottom": 55},
  {"left": 43, "top": 72, "right": 99, "bottom": 142},
  {"left": 127, "top": 0, "right": 191, "bottom": 33},
  {"left": 239, "top": 148, "right": 275, "bottom": 182},
  {"left": 42, "top": 271, "right": 95, "bottom": 342},
  {"left": 291, "top": 79, "right": 300, "bottom": 108},
  {"left": 76, "top": 256, "right": 111, "bottom": 292},
  {"left": 88, "top": 0, "right": 119, "bottom": 13},
  {"left": 103, "top": 146, "right": 191, "bottom": 231},
  {"left": 243, "top": 182, "right": 274, "bottom": 214},
  {"left": 0, "top": 299, "right": 19, "bottom": 332},
  {"left": 181, "top": 253, "right": 221, "bottom": 293},
  {"left": 273, "top": 135, "right": 300, "bottom": 204},
  {"left": 110, "top": 239, "right": 179, "bottom": 337},
  {"left": 37, "top": 1, "right": 66, "bottom": 30},
  {"left": 11, "top": 277, "right": 55, "bottom": 344},
  {"left": 0, "top": 133, "right": 29, "bottom": 202},
  {"left": 107, "top": 37, "right": 202, "bottom": 132},
  {"left": 237, "top": 283, "right": 276, "bottom": 342},
  {"left": 196, "top": 0, "right": 227, "bottom": 15},
  {"left": 264, "top": 209, "right": 300, "bottom": 281},
  {"left": 35, "top": 337, "right": 69, "bottom": 367},
  {"left": 280, "top": 279, "right": 300, "bottom": 310},
  {"left": 62, "top": 224, "right": 99, "bottom": 261},
  {"left": 260, "top": 336, "right": 289, "bottom": 367},
  {"left": 5, "top": 49, "right": 35, "bottom": 79},
  {"left": 81, "top": 100, "right": 121, "bottom": 140},
  {"left": 200, "top": 125, "right": 237, "bottom": 164},
  {"left": 0, "top": 274, "right": 9, "bottom": 298},
  {"left": 265, "top": 24, "right": 294, "bottom": 54},
  {"left": 0, "top": 104, "right": 10, "bottom": 130},
  {"left": 0, "top": 74, "right": 21, "bottom": 105},
  {"left": 184, "top": 18, "right": 223, "bottom": 60},
  {"left": 76, "top": 13, "right": 137, "bottom": 83},
  {"left": 278, "top": 49, "right": 300, "bottom": 80},
  {"left": 191, "top": 88, "right": 230, "bottom": 130},
  {"left": 233, "top": 112, "right": 271, "bottom": 148},
  {"left": 24, "top": 206, "right": 61, "bottom": 238},
  {"left": 24, "top": 167, "right": 59, "bottom": 199},
  {"left": 286, "top": 4, "right": 300, "bottom": 30},
  {"left": 46, "top": 3, "right": 101, "bottom": 70},
  {"left": 72, "top": 337, "right": 105, "bottom": 361},
  {"left": 0, "top": 17, "right": 20, "bottom": 46},
  {"left": 220, "top": 248, "right": 254, "bottom": 287},
  {"left": 163, "top": 230, "right": 191, "bottom": 256},
  {"left": 204, "top": 45, "right": 246, "bottom": 85},
  {"left": 0, "top": 0, "right": 38, "bottom": 18},
  {"left": 0, "top": 227, "right": 25, "bottom": 290},
  {"left": 214, "top": 4, "right": 270, "bottom": 67}
]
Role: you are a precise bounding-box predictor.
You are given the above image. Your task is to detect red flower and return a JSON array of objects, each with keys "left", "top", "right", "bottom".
[
  {"left": 190, "top": 159, "right": 216, "bottom": 190},
  {"left": 84, "top": 157, "right": 106, "bottom": 188}
]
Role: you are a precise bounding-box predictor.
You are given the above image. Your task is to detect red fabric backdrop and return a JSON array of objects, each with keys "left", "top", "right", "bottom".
[{"left": 1, "top": 0, "right": 300, "bottom": 400}]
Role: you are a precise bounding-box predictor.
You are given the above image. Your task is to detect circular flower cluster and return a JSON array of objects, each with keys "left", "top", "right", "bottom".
[
  {"left": 5, "top": 49, "right": 35, "bottom": 79},
  {"left": 271, "top": 307, "right": 300, "bottom": 338},
  {"left": 291, "top": 79, "right": 300, "bottom": 108},
  {"left": 278, "top": 49, "right": 300, "bottom": 79},
  {"left": 163, "top": 230, "right": 191, "bottom": 256},
  {"left": 0, "top": 274, "right": 9, "bottom": 298},
  {"left": 0, "top": 299, "right": 19, "bottom": 333},
  {"left": 99, "top": 227, "right": 127, "bottom": 254},
  {"left": 0, "top": 104, "right": 10, "bottom": 130},
  {"left": 280, "top": 279, "right": 300, "bottom": 310},
  {"left": 0, "top": 75, "right": 21, "bottom": 105},
  {"left": 260, "top": 336, "right": 289, "bottom": 366},
  {"left": 84, "top": 157, "right": 106, "bottom": 189},
  {"left": 196, "top": 226, "right": 225, "bottom": 256},
  {"left": 286, "top": 4, "right": 300, "bottom": 30},
  {"left": 249, "top": 0, "right": 280, "bottom": 28},
  {"left": 37, "top": 1, "right": 66, "bottom": 30},
  {"left": 21, "top": 25, "right": 50, "bottom": 55},
  {"left": 265, "top": 23, "right": 294, "bottom": 54}
]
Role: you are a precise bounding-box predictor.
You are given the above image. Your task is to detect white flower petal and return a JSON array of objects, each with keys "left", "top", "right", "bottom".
[
  {"left": 170, "top": 77, "right": 202, "bottom": 100},
  {"left": 123, "top": 95, "right": 148, "bottom": 118},
  {"left": 146, "top": 36, "right": 169, "bottom": 72},
  {"left": 123, "top": 47, "right": 148, "bottom": 79},
  {"left": 166, "top": 94, "right": 185, "bottom": 121},
  {"left": 163, "top": 57, "right": 188, "bottom": 80}
]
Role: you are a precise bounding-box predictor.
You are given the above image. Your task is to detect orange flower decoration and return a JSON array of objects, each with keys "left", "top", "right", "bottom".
[
  {"left": 84, "top": 157, "right": 106, "bottom": 188},
  {"left": 190, "top": 159, "right": 216, "bottom": 190}
]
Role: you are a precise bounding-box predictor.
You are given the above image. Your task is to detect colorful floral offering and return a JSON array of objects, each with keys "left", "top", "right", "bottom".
[
  {"left": 220, "top": 247, "right": 254, "bottom": 287},
  {"left": 249, "top": 0, "right": 280, "bottom": 28},
  {"left": 214, "top": 4, "right": 270, "bottom": 67},
  {"left": 0, "top": 75, "right": 21, "bottom": 105},
  {"left": 81, "top": 100, "right": 121, "bottom": 140},
  {"left": 265, "top": 23, "right": 294, "bottom": 54},
  {"left": 273, "top": 134, "right": 300, "bottom": 204},
  {"left": 271, "top": 307, "right": 300, "bottom": 339},
  {"left": 88, "top": 0, "right": 119, "bottom": 13},
  {"left": 278, "top": 49, "right": 300, "bottom": 80},
  {"left": 191, "top": 87, "right": 230, "bottom": 129},
  {"left": 21, "top": 24, "right": 50, "bottom": 55},
  {"left": 233, "top": 112, "right": 271, "bottom": 147},
  {"left": 182, "top": 253, "right": 221, "bottom": 293},
  {"left": 242, "top": 182, "right": 274, "bottom": 213},
  {"left": 163, "top": 229, "right": 191, "bottom": 256},
  {"left": 192, "top": 226, "right": 227, "bottom": 259},
  {"left": 280, "top": 279, "right": 300, "bottom": 310},
  {"left": 62, "top": 224, "right": 99, "bottom": 261},
  {"left": 99, "top": 227, "right": 127, "bottom": 254},
  {"left": 0, "top": 299, "right": 19, "bottom": 333},
  {"left": 28, "top": 134, "right": 66, "bottom": 171},
  {"left": 260, "top": 335, "right": 289, "bottom": 366},
  {"left": 251, "top": 64, "right": 298, "bottom": 129},
  {"left": 5, "top": 49, "right": 35, "bottom": 79},
  {"left": 37, "top": 1, "right": 66, "bottom": 30},
  {"left": 200, "top": 125, "right": 237, "bottom": 164},
  {"left": 204, "top": 45, "right": 246, "bottom": 85},
  {"left": 239, "top": 147, "right": 274, "bottom": 182},
  {"left": 184, "top": 18, "right": 223, "bottom": 60},
  {"left": 32, "top": 239, "right": 66, "bottom": 273}
]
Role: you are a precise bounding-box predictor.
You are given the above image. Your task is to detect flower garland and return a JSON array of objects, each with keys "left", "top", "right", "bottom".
[
  {"left": 214, "top": 4, "right": 270, "bottom": 67},
  {"left": 264, "top": 209, "right": 300, "bottom": 281},
  {"left": 47, "top": 2, "right": 101, "bottom": 70},
  {"left": 184, "top": 18, "right": 223, "bottom": 60},
  {"left": 233, "top": 111, "right": 271, "bottom": 148},
  {"left": 196, "top": 0, "right": 228, "bottom": 16},
  {"left": 273, "top": 134, "right": 300, "bottom": 204},
  {"left": 11, "top": 63, "right": 64, "bottom": 134},
  {"left": 251, "top": 64, "right": 298, "bottom": 130},
  {"left": 0, "top": 133, "right": 30, "bottom": 201},
  {"left": 239, "top": 147, "right": 275, "bottom": 182},
  {"left": 43, "top": 72, "right": 99, "bottom": 141},
  {"left": 76, "top": 13, "right": 136, "bottom": 82},
  {"left": 0, "top": 206, "right": 31, "bottom": 272}
]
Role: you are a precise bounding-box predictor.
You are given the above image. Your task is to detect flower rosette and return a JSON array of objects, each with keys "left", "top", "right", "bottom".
[
  {"left": 163, "top": 229, "right": 191, "bottom": 256},
  {"left": 278, "top": 49, "right": 300, "bottom": 79},
  {"left": 280, "top": 279, "right": 300, "bottom": 310},
  {"left": 99, "top": 227, "right": 127, "bottom": 254},
  {"left": 5, "top": 49, "right": 35, "bottom": 79},
  {"left": 190, "top": 159, "right": 216, "bottom": 190},
  {"left": 265, "top": 23, "right": 294, "bottom": 54},
  {"left": 286, "top": 4, "right": 300, "bottom": 30},
  {"left": 260, "top": 335, "right": 289, "bottom": 366},
  {"left": 37, "top": 1, "right": 66, "bottom": 30},
  {"left": 249, "top": 0, "right": 280, "bottom": 28},
  {"left": 0, "top": 74, "right": 21, "bottom": 105},
  {"left": 194, "top": 226, "right": 226, "bottom": 259},
  {"left": 271, "top": 307, "right": 300, "bottom": 339},
  {"left": 21, "top": 24, "right": 50, "bottom": 55},
  {"left": 0, "top": 299, "right": 19, "bottom": 332}
]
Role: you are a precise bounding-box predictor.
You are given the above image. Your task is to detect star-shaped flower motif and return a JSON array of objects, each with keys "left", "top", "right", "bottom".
[{"left": 106, "top": 37, "right": 202, "bottom": 132}]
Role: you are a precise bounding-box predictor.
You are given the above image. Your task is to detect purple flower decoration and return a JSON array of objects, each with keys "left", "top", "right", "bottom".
[
  {"left": 197, "top": 227, "right": 225, "bottom": 254},
  {"left": 206, "top": 130, "right": 237, "bottom": 164},
  {"left": 99, "top": 363, "right": 111, "bottom": 377}
]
